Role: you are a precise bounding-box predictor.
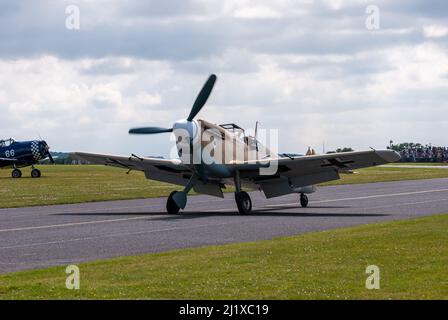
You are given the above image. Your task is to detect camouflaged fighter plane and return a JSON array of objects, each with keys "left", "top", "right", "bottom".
[{"left": 73, "top": 74, "right": 400, "bottom": 214}]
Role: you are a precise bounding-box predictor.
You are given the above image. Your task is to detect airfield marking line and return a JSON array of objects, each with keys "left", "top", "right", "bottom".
[
  {"left": 0, "top": 216, "right": 150, "bottom": 233},
  {"left": 266, "top": 188, "right": 448, "bottom": 208},
  {"left": 0, "top": 199, "right": 236, "bottom": 222},
  {"left": 266, "top": 198, "right": 448, "bottom": 212},
  {"left": 0, "top": 204, "right": 241, "bottom": 233},
  {"left": 360, "top": 198, "right": 448, "bottom": 211},
  {"left": 0, "top": 221, "right": 240, "bottom": 250},
  {"left": 0, "top": 199, "right": 234, "bottom": 216}
]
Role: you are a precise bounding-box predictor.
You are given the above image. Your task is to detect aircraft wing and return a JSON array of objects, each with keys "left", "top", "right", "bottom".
[
  {"left": 0, "top": 158, "right": 17, "bottom": 161},
  {"left": 72, "top": 152, "right": 191, "bottom": 186},
  {"left": 73, "top": 152, "right": 227, "bottom": 198},
  {"left": 234, "top": 150, "right": 400, "bottom": 198}
]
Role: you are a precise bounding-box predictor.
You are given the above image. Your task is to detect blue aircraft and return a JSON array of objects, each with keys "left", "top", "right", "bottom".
[{"left": 0, "top": 138, "right": 54, "bottom": 178}]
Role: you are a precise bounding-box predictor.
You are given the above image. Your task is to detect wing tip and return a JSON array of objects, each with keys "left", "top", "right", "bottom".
[{"left": 375, "top": 150, "right": 401, "bottom": 163}]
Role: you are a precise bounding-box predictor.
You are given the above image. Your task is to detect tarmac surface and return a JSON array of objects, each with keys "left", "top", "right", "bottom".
[{"left": 1, "top": 178, "right": 448, "bottom": 273}]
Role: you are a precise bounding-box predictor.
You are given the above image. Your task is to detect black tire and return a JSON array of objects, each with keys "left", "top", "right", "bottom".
[
  {"left": 166, "top": 191, "right": 180, "bottom": 214},
  {"left": 12, "top": 169, "right": 22, "bottom": 179},
  {"left": 300, "top": 193, "right": 308, "bottom": 207},
  {"left": 235, "top": 191, "right": 252, "bottom": 215},
  {"left": 31, "top": 169, "right": 41, "bottom": 178}
]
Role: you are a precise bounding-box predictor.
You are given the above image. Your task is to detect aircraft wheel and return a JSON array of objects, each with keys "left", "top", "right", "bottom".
[
  {"left": 300, "top": 193, "right": 308, "bottom": 208},
  {"left": 31, "top": 168, "right": 41, "bottom": 178},
  {"left": 235, "top": 191, "right": 252, "bottom": 215},
  {"left": 12, "top": 169, "right": 22, "bottom": 179},
  {"left": 166, "top": 191, "right": 180, "bottom": 214}
]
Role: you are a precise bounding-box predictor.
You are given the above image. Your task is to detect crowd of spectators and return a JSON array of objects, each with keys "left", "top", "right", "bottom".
[{"left": 389, "top": 143, "right": 448, "bottom": 163}]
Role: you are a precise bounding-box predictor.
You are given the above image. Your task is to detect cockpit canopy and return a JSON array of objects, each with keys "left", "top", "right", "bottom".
[
  {"left": 219, "top": 123, "right": 259, "bottom": 149},
  {"left": 219, "top": 123, "right": 245, "bottom": 135},
  {"left": 0, "top": 138, "right": 15, "bottom": 147}
]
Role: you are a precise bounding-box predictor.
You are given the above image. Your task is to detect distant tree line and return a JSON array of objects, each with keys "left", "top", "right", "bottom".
[{"left": 40, "top": 152, "right": 90, "bottom": 165}]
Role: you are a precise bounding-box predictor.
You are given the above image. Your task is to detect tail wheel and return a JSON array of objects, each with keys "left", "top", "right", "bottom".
[
  {"left": 235, "top": 191, "right": 252, "bottom": 215},
  {"left": 31, "top": 168, "right": 41, "bottom": 178},
  {"left": 12, "top": 169, "right": 22, "bottom": 179},
  {"left": 300, "top": 193, "right": 309, "bottom": 208},
  {"left": 166, "top": 191, "right": 180, "bottom": 214}
]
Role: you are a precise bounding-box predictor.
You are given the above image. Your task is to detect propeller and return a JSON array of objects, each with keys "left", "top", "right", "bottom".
[
  {"left": 129, "top": 74, "right": 217, "bottom": 135},
  {"left": 41, "top": 140, "right": 55, "bottom": 164},
  {"left": 128, "top": 127, "right": 173, "bottom": 135},
  {"left": 47, "top": 152, "right": 55, "bottom": 164},
  {"left": 187, "top": 74, "right": 217, "bottom": 121}
]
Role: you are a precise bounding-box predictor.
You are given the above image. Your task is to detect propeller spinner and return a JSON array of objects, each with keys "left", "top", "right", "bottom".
[{"left": 129, "top": 74, "right": 217, "bottom": 135}]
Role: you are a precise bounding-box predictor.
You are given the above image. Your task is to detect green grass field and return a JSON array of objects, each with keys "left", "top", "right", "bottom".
[
  {"left": 0, "top": 165, "right": 176, "bottom": 209},
  {"left": 1, "top": 165, "right": 448, "bottom": 209},
  {"left": 1, "top": 214, "right": 446, "bottom": 299},
  {"left": 386, "top": 162, "right": 448, "bottom": 166},
  {"left": 321, "top": 166, "right": 448, "bottom": 186}
]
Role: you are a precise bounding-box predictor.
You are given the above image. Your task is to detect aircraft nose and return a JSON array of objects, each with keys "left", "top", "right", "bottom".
[
  {"left": 38, "top": 140, "right": 54, "bottom": 163},
  {"left": 42, "top": 141, "right": 49, "bottom": 151},
  {"left": 38, "top": 141, "right": 47, "bottom": 156}
]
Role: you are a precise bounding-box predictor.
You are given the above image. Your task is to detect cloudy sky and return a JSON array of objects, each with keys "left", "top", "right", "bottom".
[{"left": 0, "top": 0, "right": 447, "bottom": 156}]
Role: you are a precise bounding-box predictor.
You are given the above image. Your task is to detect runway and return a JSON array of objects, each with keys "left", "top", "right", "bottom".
[{"left": 1, "top": 178, "right": 448, "bottom": 273}]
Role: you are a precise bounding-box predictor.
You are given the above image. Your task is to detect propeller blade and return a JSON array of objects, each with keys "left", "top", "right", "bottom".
[
  {"left": 187, "top": 74, "right": 217, "bottom": 121},
  {"left": 40, "top": 140, "right": 55, "bottom": 164},
  {"left": 129, "top": 127, "right": 173, "bottom": 134},
  {"left": 48, "top": 152, "right": 55, "bottom": 164}
]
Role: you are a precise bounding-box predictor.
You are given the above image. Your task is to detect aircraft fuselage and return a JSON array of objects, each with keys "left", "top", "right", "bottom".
[{"left": 0, "top": 141, "right": 44, "bottom": 168}]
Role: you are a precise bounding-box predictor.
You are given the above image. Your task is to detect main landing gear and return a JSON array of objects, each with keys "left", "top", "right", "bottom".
[
  {"left": 31, "top": 167, "right": 41, "bottom": 178},
  {"left": 165, "top": 175, "right": 198, "bottom": 214},
  {"left": 235, "top": 191, "right": 252, "bottom": 215},
  {"left": 234, "top": 170, "right": 252, "bottom": 215},
  {"left": 11, "top": 167, "right": 42, "bottom": 179},
  {"left": 300, "top": 193, "right": 309, "bottom": 208},
  {"left": 12, "top": 168, "right": 22, "bottom": 179},
  {"left": 167, "top": 191, "right": 181, "bottom": 214}
]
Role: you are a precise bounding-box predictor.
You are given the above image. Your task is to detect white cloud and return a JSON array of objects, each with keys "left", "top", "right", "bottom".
[
  {"left": 233, "top": 5, "right": 282, "bottom": 19},
  {"left": 423, "top": 24, "right": 448, "bottom": 38},
  {"left": 133, "top": 92, "right": 162, "bottom": 106}
]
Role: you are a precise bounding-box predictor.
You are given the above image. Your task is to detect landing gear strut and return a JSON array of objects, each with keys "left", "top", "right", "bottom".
[
  {"left": 300, "top": 193, "right": 308, "bottom": 208},
  {"left": 234, "top": 170, "right": 252, "bottom": 214},
  {"left": 165, "top": 175, "right": 198, "bottom": 214},
  {"left": 12, "top": 168, "right": 22, "bottom": 179},
  {"left": 31, "top": 167, "right": 41, "bottom": 178}
]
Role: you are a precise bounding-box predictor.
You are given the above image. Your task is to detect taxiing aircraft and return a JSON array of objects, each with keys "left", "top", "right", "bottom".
[
  {"left": 74, "top": 74, "right": 400, "bottom": 214},
  {"left": 0, "top": 138, "right": 55, "bottom": 178}
]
